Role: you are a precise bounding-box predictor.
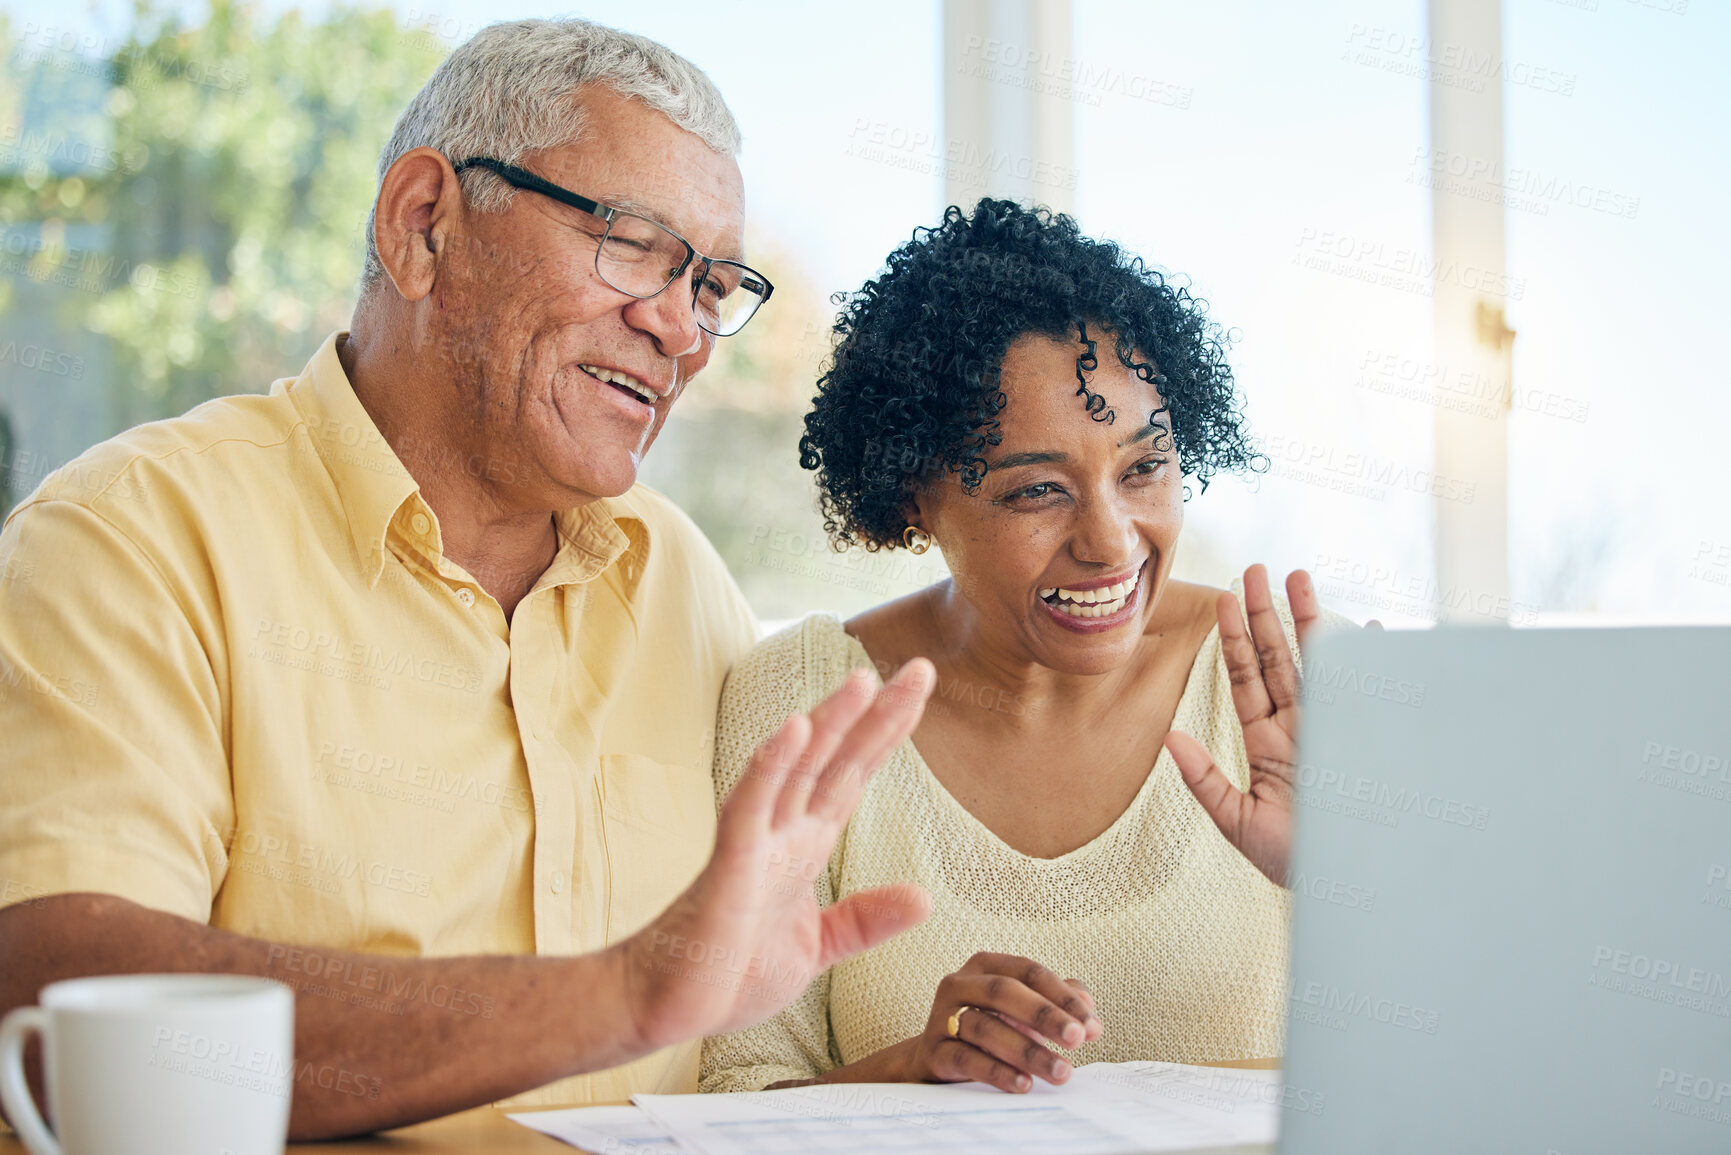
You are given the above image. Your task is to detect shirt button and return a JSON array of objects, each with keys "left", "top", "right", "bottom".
[
  {"left": 410, "top": 512, "right": 431, "bottom": 536},
  {"left": 550, "top": 870, "right": 566, "bottom": 895},
  {"left": 456, "top": 587, "right": 475, "bottom": 607}
]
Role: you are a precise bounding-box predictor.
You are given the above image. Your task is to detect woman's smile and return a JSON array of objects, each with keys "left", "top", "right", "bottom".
[{"left": 1037, "top": 562, "right": 1147, "bottom": 631}]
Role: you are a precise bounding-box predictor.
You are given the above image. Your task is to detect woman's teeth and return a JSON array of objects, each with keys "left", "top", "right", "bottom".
[{"left": 1039, "top": 570, "right": 1140, "bottom": 618}]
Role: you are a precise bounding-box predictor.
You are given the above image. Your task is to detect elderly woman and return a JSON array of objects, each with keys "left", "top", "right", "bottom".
[{"left": 701, "top": 199, "right": 1352, "bottom": 1096}]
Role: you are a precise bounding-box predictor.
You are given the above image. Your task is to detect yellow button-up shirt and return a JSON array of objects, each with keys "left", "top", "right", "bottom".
[{"left": 0, "top": 332, "right": 757, "bottom": 1104}]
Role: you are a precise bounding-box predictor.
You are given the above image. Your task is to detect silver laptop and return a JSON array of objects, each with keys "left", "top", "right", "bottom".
[{"left": 1279, "top": 626, "right": 1731, "bottom": 1154}]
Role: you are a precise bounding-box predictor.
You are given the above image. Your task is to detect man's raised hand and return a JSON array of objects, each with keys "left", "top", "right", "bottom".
[{"left": 621, "top": 659, "right": 935, "bottom": 1050}]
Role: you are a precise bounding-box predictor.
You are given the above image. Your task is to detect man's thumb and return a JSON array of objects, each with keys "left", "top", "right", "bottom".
[{"left": 816, "top": 883, "right": 931, "bottom": 971}]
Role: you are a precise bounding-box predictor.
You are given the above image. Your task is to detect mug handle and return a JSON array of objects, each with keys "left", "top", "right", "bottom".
[{"left": 0, "top": 1006, "right": 60, "bottom": 1155}]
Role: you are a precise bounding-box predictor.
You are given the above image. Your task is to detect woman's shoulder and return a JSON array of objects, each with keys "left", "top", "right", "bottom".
[
  {"left": 716, "top": 614, "right": 863, "bottom": 794},
  {"left": 722, "top": 612, "right": 870, "bottom": 715}
]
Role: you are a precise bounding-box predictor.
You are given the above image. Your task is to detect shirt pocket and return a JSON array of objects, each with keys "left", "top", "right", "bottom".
[{"left": 597, "top": 753, "right": 718, "bottom": 943}]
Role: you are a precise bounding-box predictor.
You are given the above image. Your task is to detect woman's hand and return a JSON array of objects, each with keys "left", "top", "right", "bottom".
[
  {"left": 783, "top": 952, "right": 1102, "bottom": 1093},
  {"left": 887, "top": 953, "right": 1102, "bottom": 1092},
  {"left": 1164, "top": 564, "right": 1319, "bottom": 887}
]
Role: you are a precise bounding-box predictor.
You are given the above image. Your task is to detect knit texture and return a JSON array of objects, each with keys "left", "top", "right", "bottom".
[{"left": 701, "top": 592, "right": 1347, "bottom": 1093}]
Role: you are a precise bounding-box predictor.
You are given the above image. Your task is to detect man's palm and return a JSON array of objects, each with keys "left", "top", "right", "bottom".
[{"left": 623, "top": 662, "right": 934, "bottom": 1047}]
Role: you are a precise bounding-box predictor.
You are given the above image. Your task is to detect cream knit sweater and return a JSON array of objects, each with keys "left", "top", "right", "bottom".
[{"left": 701, "top": 594, "right": 1341, "bottom": 1093}]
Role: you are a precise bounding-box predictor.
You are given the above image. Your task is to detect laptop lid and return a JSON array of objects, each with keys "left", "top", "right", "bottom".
[{"left": 1279, "top": 626, "right": 1731, "bottom": 1154}]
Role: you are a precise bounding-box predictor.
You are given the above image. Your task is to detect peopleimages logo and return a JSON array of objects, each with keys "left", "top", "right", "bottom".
[
  {"left": 1635, "top": 739, "right": 1731, "bottom": 804},
  {"left": 1297, "top": 763, "right": 1491, "bottom": 831},
  {"left": 1288, "top": 981, "right": 1441, "bottom": 1034},
  {"left": 0, "top": 340, "right": 84, "bottom": 378},
  {"left": 1590, "top": 947, "right": 1731, "bottom": 998},
  {"left": 1288, "top": 871, "right": 1376, "bottom": 913},
  {"left": 1304, "top": 656, "right": 1427, "bottom": 708},
  {"left": 1652, "top": 1066, "right": 1731, "bottom": 1130}
]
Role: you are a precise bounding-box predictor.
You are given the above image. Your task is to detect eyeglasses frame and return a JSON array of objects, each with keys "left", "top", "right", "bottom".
[{"left": 451, "top": 156, "right": 773, "bottom": 337}]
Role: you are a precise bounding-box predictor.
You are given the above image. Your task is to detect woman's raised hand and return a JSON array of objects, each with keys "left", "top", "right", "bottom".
[{"left": 1164, "top": 564, "right": 1319, "bottom": 887}]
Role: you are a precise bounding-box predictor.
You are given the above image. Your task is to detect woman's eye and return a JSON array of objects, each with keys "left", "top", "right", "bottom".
[
  {"left": 1129, "top": 457, "right": 1170, "bottom": 478},
  {"left": 1012, "top": 482, "right": 1057, "bottom": 501}
]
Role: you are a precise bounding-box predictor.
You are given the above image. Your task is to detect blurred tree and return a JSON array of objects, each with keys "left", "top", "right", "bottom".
[
  {"left": 1, "top": 1, "right": 444, "bottom": 424},
  {"left": 0, "top": 3, "right": 902, "bottom": 618}
]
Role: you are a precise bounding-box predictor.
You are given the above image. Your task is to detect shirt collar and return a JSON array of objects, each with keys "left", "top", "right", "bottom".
[
  {"left": 283, "top": 332, "right": 419, "bottom": 585},
  {"left": 284, "top": 332, "right": 649, "bottom": 593}
]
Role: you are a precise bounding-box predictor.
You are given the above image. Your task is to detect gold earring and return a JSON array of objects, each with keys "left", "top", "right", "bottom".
[{"left": 902, "top": 525, "right": 933, "bottom": 555}]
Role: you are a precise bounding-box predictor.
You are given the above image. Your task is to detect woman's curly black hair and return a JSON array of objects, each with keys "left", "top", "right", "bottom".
[{"left": 798, "top": 198, "right": 1261, "bottom": 551}]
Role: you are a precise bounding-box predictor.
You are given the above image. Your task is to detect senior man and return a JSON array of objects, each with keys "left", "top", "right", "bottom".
[{"left": 0, "top": 18, "right": 934, "bottom": 1139}]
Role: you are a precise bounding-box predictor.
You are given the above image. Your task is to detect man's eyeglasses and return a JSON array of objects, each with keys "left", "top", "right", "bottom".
[{"left": 452, "top": 156, "right": 774, "bottom": 338}]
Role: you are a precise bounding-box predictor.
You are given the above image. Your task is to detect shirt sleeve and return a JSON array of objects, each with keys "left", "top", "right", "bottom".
[
  {"left": 0, "top": 497, "right": 231, "bottom": 920},
  {"left": 700, "top": 621, "right": 843, "bottom": 1092}
]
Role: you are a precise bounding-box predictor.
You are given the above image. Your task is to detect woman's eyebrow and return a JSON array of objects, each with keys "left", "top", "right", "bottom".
[
  {"left": 1118, "top": 419, "right": 1170, "bottom": 448},
  {"left": 989, "top": 419, "right": 1174, "bottom": 471},
  {"left": 989, "top": 449, "right": 1066, "bottom": 470}
]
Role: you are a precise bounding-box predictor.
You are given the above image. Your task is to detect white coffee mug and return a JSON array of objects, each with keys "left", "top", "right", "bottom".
[{"left": 0, "top": 974, "right": 294, "bottom": 1155}]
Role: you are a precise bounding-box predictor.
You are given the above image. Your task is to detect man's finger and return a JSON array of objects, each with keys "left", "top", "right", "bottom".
[
  {"left": 1244, "top": 564, "right": 1302, "bottom": 712},
  {"left": 814, "top": 883, "right": 931, "bottom": 972},
  {"left": 722, "top": 713, "right": 812, "bottom": 835},
  {"left": 809, "top": 659, "right": 933, "bottom": 823},
  {"left": 773, "top": 667, "right": 876, "bottom": 828}
]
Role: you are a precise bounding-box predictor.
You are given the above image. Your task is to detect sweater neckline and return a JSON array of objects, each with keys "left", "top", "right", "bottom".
[{"left": 823, "top": 613, "right": 1223, "bottom": 868}]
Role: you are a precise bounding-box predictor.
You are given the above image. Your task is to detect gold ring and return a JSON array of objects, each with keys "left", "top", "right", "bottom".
[{"left": 946, "top": 1005, "right": 977, "bottom": 1039}]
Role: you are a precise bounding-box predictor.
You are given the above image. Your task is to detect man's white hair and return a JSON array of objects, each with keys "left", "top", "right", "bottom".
[{"left": 361, "top": 17, "right": 740, "bottom": 288}]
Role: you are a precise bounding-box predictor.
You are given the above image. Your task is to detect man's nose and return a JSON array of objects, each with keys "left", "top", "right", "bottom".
[{"left": 623, "top": 269, "right": 705, "bottom": 359}]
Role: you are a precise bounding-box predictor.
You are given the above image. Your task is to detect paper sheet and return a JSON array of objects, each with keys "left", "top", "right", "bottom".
[
  {"left": 634, "top": 1062, "right": 1280, "bottom": 1155},
  {"left": 508, "top": 1104, "right": 685, "bottom": 1154},
  {"left": 1067, "top": 1060, "right": 1283, "bottom": 1145},
  {"left": 508, "top": 1061, "right": 1281, "bottom": 1154}
]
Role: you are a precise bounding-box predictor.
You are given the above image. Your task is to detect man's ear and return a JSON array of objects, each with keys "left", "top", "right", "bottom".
[{"left": 372, "top": 147, "right": 464, "bottom": 303}]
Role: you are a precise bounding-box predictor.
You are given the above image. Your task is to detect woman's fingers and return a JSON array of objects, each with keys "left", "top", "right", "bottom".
[
  {"left": 944, "top": 957, "right": 1097, "bottom": 1047},
  {"left": 913, "top": 956, "right": 1102, "bottom": 1093},
  {"left": 949, "top": 1006, "right": 1074, "bottom": 1086},
  {"left": 1217, "top": 589, "right": 1275, "bottom": 729},
  {"left": 1244, "top": 564, "right": 1302, "bottom": 713},
  {"left": 1167, "top": 730, "right": 1247, "bottom": 838},
  {"left": 1285, "top": 568, "right": 1322, "bottom": 653},
  {"left": 930, "top": 1037, "right": 1036, "bottom": 1093},
  {"left": 1168, "top": 730, "right": 1289, "bottom": 886}
]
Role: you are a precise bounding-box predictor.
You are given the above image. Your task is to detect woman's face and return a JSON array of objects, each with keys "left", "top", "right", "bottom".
[{"left": 913, "top": 330, "right": 1184, "bottom": 675}]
